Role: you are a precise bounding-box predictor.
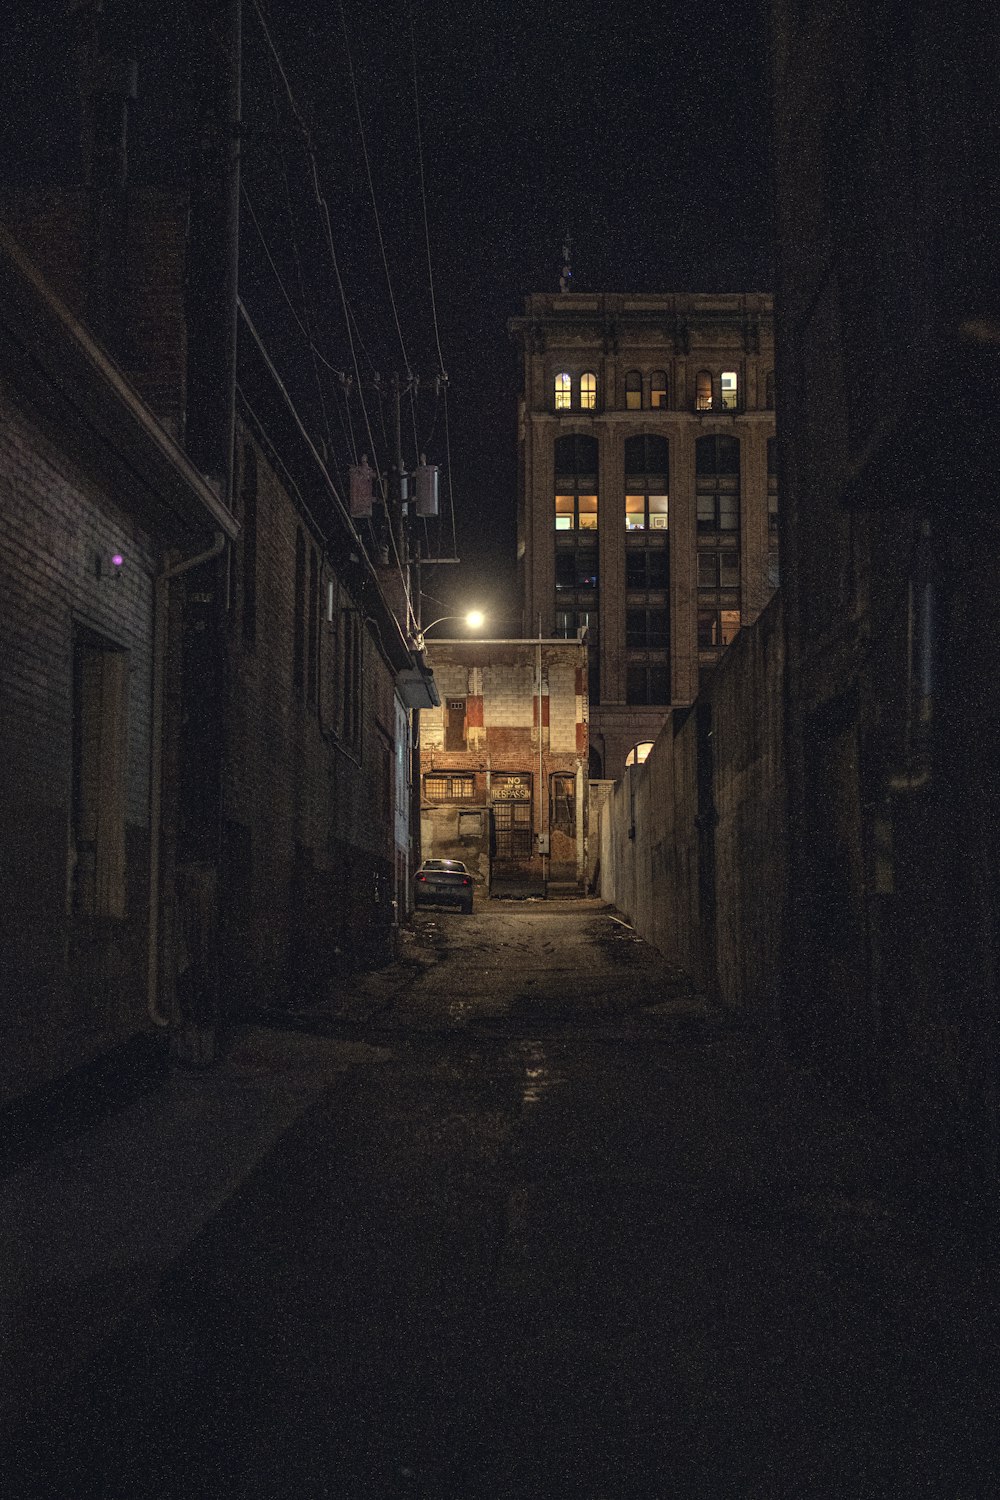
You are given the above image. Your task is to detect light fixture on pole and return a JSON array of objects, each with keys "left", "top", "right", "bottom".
[{"left": 414, "top": 610, "right": 485, "bottom": 651}]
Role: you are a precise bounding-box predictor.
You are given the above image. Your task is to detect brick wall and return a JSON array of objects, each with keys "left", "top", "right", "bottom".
[
  {"left": 218, "top": 425, "right": 400, "bottom": 1009},
  {"left": 0, "top": 382, "right": 157, "bottom": 1098}
]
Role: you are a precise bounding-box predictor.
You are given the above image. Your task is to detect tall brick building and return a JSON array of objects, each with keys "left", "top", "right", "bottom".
[
  {"left": 510, "top": 293, "right": 777, "bottom": 778},
  {"left": 420, "top": 637, "right": 589, "bottom": 896}
]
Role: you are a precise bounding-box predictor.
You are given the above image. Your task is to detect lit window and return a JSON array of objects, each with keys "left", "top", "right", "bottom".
[
  {"left": 424, "top": 774, "right": 476, "bottom": 800},
  {"left": 650, "top": 372, "right": 667, "bottom": 409},
  {"left": 721, "top": 370, "right": 739, "bottom": 410},
  {"left": 625, "top": 493, "right": 668, "bottom": 530},
  {"left": 625, "top": 741, "right": 655, "bottom": 767},
  {"left": 696, "top": 370, "right": 713, "bottom": 411},
  {"left": 555, "top": 493, "right": 597, "bottom": 531},
  {"left": 697, "top": 609, "right": 741, "bottom": 650},
  {"left": 580, "top": 372, "right": 597, "bottom": 410},
  {"left": 577, "top": 493, "right": 598, "bottom": 530},
  {"left": 555, "top": 372, "right": 572, "bottom": 409},
  {"left": 625, "top": 371, "right": 642, "bottom": 410}
]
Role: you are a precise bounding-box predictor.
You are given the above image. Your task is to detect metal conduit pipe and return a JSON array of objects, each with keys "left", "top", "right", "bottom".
[
  {"left": 887, "top": 519, "right": 935, "bottom": 795},
  {"left": 148, "top": 532, "right": 227, "bottom": 1027}
]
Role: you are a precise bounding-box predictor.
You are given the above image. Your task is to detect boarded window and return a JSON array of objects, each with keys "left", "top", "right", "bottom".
[
  {"left": 72, "top": 632, "right": 129, "bottom": 920},
  {"left": 445, "top": 698, "right": 467, "bottom": 751}
]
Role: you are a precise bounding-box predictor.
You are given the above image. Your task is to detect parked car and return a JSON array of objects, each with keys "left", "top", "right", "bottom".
[{"left": 414, "top": 858, "right": 475, "bottom": 914}]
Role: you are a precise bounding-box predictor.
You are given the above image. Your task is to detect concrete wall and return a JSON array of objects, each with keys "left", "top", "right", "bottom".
[{"left": 599, "top": 594, "right": 785, "bottom": 1017}]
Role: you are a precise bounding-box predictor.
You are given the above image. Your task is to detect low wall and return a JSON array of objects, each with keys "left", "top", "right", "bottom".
[{"left": 599, "top": 595, "right": 785, "bottom": 1016}]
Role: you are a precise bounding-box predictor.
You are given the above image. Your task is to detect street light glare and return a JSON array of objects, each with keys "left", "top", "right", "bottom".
[{"left": 466, "top": 610, "right": 485, "bottom": 630}]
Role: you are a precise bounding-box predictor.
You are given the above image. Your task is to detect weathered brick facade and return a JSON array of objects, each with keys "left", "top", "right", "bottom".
[
  {"left": 0, "top": 224, "right": 234, "bottom": 1101},
  {"left": 420, "top": 639, "right": 588, "bottom": 896}
]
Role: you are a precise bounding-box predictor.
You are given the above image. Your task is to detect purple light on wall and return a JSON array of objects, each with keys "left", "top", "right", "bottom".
[{"left": 112, "top": 553, "right": 124, "bottom": 568}]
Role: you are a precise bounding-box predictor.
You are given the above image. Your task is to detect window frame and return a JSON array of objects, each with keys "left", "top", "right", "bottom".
[{"left": 554, "top": 371, "right": 572, "bottom": 410}]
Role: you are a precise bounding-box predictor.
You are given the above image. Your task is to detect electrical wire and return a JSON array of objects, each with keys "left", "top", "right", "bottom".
[
  {"left": 251, "top": 0, "right": 416, "bottom": 631},
  {"left": 241, "top": 183, "right": 345, "bottom": 381},
  {"left": 338, "top": 0, "right": 411, "bottom": 378},
  {"left": 409, "top": 0, "right": 446, "bottom": 376}
]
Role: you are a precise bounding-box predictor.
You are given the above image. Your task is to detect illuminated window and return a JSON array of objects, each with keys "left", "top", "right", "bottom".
[
  {"left": 580, "top": 371, "right": 597, "bottom": 410},
  {"left": 555, "top": 493, "right": 598, "bottom": 531},
  {"left": 554, "top": 434, "right": 599, "bottom": 533},
  {"left": 721, "top": 370, "right": 739, "bottom": 410},
  {"left": 625, "top": 741, "right": 655, "bottom": 767},
  {"left": 424, "top": 774, "right": 476, "bottom": 800},
  {"left": 554, "top": 372, "right": 572, "bottom": 409},
  {"left": 696, "top": 370, "right": 713, "bottom": 411},
  {"left": 697, "top": 609, "right": 741, "bottom": 649},
  {"left": 650, "top": 372, "right": 668, "bottom": 409},
  {"left": 625, "top": 371, "right": 643, "bottom": 410},
  {"left": 624, "top": 435, "right": 669, "bottom": 531},
  {"left": 626, "top": 493, "right": 668, "bottom": 531}
]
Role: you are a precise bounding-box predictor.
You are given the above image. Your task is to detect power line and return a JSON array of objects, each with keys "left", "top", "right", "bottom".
[
  {"left": 250, "top": 0, "right": 416, "bottom": 630},
  {"left": 409, "top": 0, "right": 446, "bottom": 377},
  {"left": 338, "top": 0, "right": 411, "bottom": 378}
]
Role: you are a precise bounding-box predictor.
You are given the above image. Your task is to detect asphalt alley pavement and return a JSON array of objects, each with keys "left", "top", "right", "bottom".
[{"left": 2, "top": 901, "right": 996, "bottom": 1498}]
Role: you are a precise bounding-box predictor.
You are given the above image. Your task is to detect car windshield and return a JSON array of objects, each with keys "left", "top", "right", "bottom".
[{"left": 422, "top": 859, "right": 466, "bottom": 872}]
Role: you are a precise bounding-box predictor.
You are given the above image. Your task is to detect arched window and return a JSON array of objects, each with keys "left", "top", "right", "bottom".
[
  {"left": 765, "top": 370, "right": 776, "bottom": 410},
  {"left": 580, "top": 371, "right": 597, "bottom": 410},
  {"left": 695, "top": 370, "right": 713, "bottom": 411},
  {"left": 625, "top": 370, "right": 643, "bottom": 410},
  {"left": 721, "top": 370, "right": 739, "bottom": 410},
  {"left": 554, "top": 433, "right": 599, "bottom": 533},
  {"left": 625, "top": 741, "right": 655, "bottom": 768},
  {"left": 696, "top": 435, "right": 740, "bottom": 533},
  {"left": 554, "top": 371, "right": 572, "bottom": 410},
  {"left": 624, "top": 435, "right": 670, "bottom": 531},
  {"left": 650, "top": 371, "right": 668, "bottom": 409}
]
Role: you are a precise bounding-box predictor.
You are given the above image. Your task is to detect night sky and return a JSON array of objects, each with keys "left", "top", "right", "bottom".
[{"left": 3, "top": 0, "right": 772, "bottom": 630}]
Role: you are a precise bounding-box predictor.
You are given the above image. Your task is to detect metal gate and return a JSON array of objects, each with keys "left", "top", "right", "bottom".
[{"left": 492, "top": 799, "right": 533, "bottom": 859}]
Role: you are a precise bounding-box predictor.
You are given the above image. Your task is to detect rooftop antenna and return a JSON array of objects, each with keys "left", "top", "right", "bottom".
[{"left": 559, "top": 230, "right": 573, "bottom": 293}]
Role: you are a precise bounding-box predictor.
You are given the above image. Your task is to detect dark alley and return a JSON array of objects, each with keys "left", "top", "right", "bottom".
[{"left": 3, "top": 903, "right": 994, "bottom": 1498}]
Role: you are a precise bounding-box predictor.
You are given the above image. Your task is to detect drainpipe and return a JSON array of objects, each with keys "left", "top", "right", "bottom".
[
  {"left": 886, "top": 519, "right": 934, "bottom": 795},
  {"left": 148, "top": 532, "right": 227, "bottom": 1026}
]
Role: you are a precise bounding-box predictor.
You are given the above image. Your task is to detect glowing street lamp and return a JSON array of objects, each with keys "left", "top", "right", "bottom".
[{"left": 415, "top": 610, "right": 485, "bottom": 649}]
